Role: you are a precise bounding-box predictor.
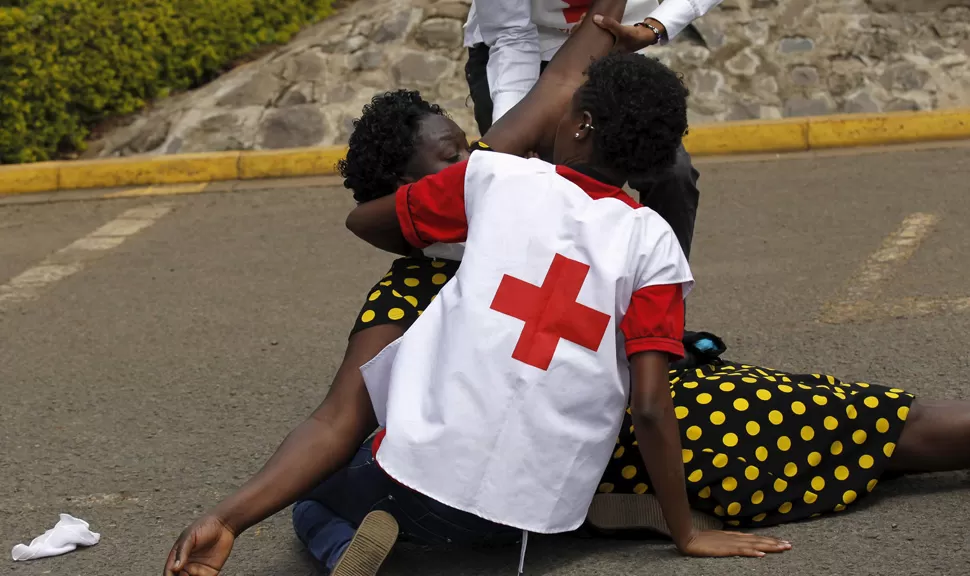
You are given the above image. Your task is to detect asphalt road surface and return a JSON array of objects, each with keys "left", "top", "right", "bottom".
[{"left": 3, "top": 143, "right": 970, "bottom": 576}]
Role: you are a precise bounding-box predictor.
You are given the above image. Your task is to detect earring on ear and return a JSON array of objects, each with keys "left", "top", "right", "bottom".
[{"left": 574, "top": 132, "right": 581, "bottom": 139}]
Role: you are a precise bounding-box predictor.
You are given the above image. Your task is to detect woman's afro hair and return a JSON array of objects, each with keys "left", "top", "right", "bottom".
[
  {"left": 577, "top": 52, "right": 689, "bottom": 178},
  {"left": 338, "top": 90, "right": 445, "bottom": 203}
]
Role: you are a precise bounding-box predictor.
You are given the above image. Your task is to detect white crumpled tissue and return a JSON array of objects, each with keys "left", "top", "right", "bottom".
[{"left": 11, "top": 514, "right": 100, "bottom": 561}]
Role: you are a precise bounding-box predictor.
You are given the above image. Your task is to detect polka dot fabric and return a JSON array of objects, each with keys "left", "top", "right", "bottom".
[
  {"left": 600, "top": 363, "right": 915, "bottom": 526},
  {"left": 351, "top": 256, "right": 459, "bottom": 336}
]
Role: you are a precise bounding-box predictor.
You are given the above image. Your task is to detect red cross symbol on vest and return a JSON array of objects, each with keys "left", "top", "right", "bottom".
[{"left": 489, "top": 253, "right": 611, "bottom": 370}]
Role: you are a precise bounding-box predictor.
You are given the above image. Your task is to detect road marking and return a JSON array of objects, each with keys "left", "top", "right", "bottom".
[
  {"left": 0, "top": 203, "right": 172, "bottom": 308},
  {"left": 821, "top": 212, "right": 970, "bottom": 323}
]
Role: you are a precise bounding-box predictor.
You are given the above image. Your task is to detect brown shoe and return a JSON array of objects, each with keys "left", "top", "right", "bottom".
[
  {"left": 331, "top": 510, "right": 399, "bottom": 576},
  {"left": 586, "top": 493, "right": 723, "bottom": 535}
]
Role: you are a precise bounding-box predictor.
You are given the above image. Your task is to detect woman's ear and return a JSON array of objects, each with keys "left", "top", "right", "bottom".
[{"left": 575, "top": 111, "right": 595, "bottom": 141}]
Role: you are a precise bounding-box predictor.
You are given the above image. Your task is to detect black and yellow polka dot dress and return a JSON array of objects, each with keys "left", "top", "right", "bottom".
[
  {"left": 351, "top": 256, "right": 458, "bottom": 333},
  {"left": 601, "top": 364, "right": 914, "bottom": 527},
  {"left": 351, "top": 257, "right": 916, "bottom": 527}
]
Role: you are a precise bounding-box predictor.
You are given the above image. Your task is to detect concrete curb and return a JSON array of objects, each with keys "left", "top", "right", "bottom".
[{"left": 2, "top": 108, "right": 969, "bottom": 196}]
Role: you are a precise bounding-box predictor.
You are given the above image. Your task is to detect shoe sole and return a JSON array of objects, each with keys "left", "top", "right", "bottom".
[
  {"left": 586, "top": 493, "right": 723, "bottom": 535},
  {"left": 331, "top": 510, "right": 399, "bottom": 576}
]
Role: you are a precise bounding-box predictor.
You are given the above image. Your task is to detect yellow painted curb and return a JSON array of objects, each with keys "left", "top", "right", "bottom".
[
  {"left": 684, "top": 118, "right": 808, "bottom": 156},
  {"left": 808, "top": 109, "right": 970, "bottom": 149},
  {"left": 1, "top": 163, "right": 60, "bottom": 195},
  {"left": 2, "top": 108, "right": 969, "bottom": 196},
  {"left": 238, "top": 146, "right": 347, "bottom": 180},
  {"left": 58, "top": 152, "right": 240, "bottom": 191}
]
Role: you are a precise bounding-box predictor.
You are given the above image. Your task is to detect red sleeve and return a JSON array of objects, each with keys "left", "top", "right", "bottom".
[
  {"left": 394, "top": 160, "right": 469, "bottom": 249},
  {"left": 619, "top": 284, "right": 686, "bottom": 360}
]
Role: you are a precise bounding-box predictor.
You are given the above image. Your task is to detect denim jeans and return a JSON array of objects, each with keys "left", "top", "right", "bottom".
[{"left": 292, "top": 441, "right": 519, "bottom": 572}]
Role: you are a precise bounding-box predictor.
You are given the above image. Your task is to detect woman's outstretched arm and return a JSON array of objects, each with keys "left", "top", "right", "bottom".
[{"left": 163, "top": 325, "right": 402, "bottom": 575}]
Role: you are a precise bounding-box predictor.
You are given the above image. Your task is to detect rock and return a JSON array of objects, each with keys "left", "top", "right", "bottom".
[
  {"left": 690, "top": 19, "right": 727, "bottom": 50},
  {"left": 725, "top": 48, "right": 761, "bottom": 77},
  {"left": 726, "top": 102, "right": 761, "bottom": 121},
  {"left": 283, "top": 51, "right": 329, "bottom": 83},
  {"left": 391, "top": 50, "right": 453, "bottom": 87},
  {"left": 754, "top": 76, "right": 780, "bottom": 95},
  {"left": 842, "top": 90, "right": 881, "bottom": 113},
  {"left": 791, "top": 66, "right": 819, "bottom": 86},
  {"left": 677, "top": 46, "right": 711, "bottom": 67},
  {"left": 784, "top": 94, "right": 835, "bottom": 117},
  {"left": 340, "top": 35, "right": 368, "bottom": 53},
  {"left": 886, "top": 98, "right": 920, "bottom": 111},
  {"left": 867, "top": 0, "right": 962, "bottom": 13},
  {"left": 217, "top": 71, "right": 282, "bottom": 108},
  {"left": 352, "top": 48, "right": 384, "bottom": 71},
  {"left": 257, "top": 105, "right": 327, "bottom": 149},
  {"left": 744, "top": 20, "right": 772, "bottom": 46},
  {"left": 277, "top": 83, "right": 315, "bottom": 106},
  {"left": 880, "top": 63, "right": 930, "bottom": 91},
  {"left": 688, "top": 70, "right": 726, "bottom": 98},
  {"left": 778, "top": 36, "right": 814, "bottom": 54},
  {"left": 125, "top": 117, "right": 171, "bottom": 153},
  {"left": 372, "top": 9, "right": 415, "bottom": 43},
  {"left": 322, "top": 83, "right": 357, "bottom": 105},
  {"left": 415, "top": 17, "right": 465, "bottom": 50},
  {"left": 177, "top": 108, "right": 262, "bottom": 153},
  {"left": 920, "top": 43, "right": 946, "bottom": 60},
  {"left": 427, "top": 2, "right": 470, "bottom": 20}
]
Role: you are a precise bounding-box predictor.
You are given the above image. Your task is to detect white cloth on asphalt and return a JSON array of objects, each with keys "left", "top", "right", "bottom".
[{"left": 11, "top": 514, "right": 100, "bottom": 561}]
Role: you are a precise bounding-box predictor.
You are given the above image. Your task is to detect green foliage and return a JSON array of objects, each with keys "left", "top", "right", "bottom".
[{"left": 0, "top": 0, "right": 333, "bottom": 163}]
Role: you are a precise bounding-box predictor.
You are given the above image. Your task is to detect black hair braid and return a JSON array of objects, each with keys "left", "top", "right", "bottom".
[{"left": 338, "top": 90, "right": 445, "bottom": 203}]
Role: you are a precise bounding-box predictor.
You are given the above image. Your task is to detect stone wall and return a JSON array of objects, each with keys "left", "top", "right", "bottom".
[{"left": 85, "top": 0, "right": 970, "bottom": 158}]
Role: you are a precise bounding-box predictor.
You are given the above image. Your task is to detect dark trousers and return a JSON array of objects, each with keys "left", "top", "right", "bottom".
[
  {"left": 465, "top": 43, "right": 700, "bottom": 259},
  {"left": 292, "top": 442, "right": 518, "bottom": 571}
]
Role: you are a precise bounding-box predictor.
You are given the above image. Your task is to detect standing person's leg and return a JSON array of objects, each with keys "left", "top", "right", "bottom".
[
  {"left": 629, "top": 145, "right": 700, "bottom": 260},
  {"left": 465, "top": 43, "right": 494, "bottom": 136}
]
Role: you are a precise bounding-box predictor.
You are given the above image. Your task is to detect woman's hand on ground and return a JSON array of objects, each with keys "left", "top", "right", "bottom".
[
  {"left": 163, "top": 515, "right": 236, "bottom": 576},
  {"left": 678, "top": 530, "right": 791, "bottom": 558}
]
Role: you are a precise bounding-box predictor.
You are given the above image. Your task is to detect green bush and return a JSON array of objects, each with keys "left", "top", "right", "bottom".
[{"left": 0, "top": 0, "right": 333, "bottom": 164}]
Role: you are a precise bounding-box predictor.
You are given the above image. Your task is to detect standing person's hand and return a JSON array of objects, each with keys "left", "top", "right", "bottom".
[
  {"left": 592, "top": 15, "right": 665, "bottom": 53},
  {"left": 678, "top": 530, "right": 792, "bottom": 558},
  {"left": 163, "top": 515, "right": 236, "bottom": 575}
]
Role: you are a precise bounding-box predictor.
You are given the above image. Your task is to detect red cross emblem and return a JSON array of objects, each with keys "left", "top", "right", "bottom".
[{"left": 489, "top": 253, "right": 611, "bottom": 370}]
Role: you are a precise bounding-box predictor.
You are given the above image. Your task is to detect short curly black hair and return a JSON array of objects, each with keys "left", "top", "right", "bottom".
[
  {"left": 577, "top": 52, "right": 689, "bottom": 178},
  {"left": 338, "top": 90, "right": 445, "bottom": 203}
]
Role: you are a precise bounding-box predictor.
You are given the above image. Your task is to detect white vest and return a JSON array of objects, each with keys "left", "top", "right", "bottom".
[{"left": 362, "top": 151, "right": 692, "bottom": 533}]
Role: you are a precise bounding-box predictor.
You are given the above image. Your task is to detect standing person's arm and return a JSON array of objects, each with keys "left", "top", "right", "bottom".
[
  {"left": 594, "top": 0, "right": 723, "bottom": 52},
  {"left": 477, "top": 0, "right": 541, "bottom": 124}
]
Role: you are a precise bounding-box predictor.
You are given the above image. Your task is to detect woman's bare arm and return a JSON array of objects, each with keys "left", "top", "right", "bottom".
[{"left": 480, "top": 0, "right": 626, "bottom": 159}]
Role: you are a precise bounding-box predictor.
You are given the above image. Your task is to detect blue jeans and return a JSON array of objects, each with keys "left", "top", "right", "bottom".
[{"left": 292, "top": 442, "right": 518, "bottom": 572}]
